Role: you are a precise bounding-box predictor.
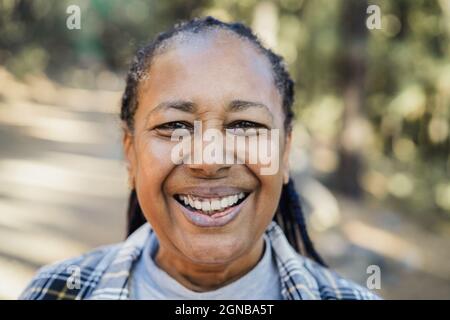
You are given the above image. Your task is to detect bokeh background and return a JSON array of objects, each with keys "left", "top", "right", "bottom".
[{"left": 0, "top": 0, "right": 449, "bottom": 299}]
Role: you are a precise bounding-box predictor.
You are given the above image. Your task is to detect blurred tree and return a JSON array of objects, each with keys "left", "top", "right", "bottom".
[
  {"left": 0, "top": 0, "right": 449, "bottom": 222},
  {"left": 333, "top": 0, "right": 368, "bottom": 197}
]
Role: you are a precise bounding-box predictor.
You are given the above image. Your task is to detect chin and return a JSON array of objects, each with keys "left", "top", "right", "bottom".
[{"left": 181, "top": 234, "right": 248, "bottom": 265}]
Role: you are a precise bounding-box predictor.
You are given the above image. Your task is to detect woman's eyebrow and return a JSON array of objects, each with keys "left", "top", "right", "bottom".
[
  {"left": 145, "top": 100, "right": 196, "bottom": 124},
  {"left": 228, "top": 100, "right": 274, "bottom": 120},
  {"left": 153, "top": 100, "right": 196, "bottom": 113},
  {"left": 145, "top": 99, "right": 273, "bottom": 123}
]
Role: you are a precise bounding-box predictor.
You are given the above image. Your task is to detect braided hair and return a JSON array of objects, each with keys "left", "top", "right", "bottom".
[{"left": 120, "top": 16, "right": 326, "bottom": 266}]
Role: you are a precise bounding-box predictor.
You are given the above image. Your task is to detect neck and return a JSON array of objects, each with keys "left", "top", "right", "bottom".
[{"left": 154, "top": 237, "right": 265, "bottom": 292}]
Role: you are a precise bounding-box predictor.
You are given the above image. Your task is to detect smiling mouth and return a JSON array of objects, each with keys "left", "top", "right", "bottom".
[{"left": 175, "top": 192, "right": 250, "bottom": 216}]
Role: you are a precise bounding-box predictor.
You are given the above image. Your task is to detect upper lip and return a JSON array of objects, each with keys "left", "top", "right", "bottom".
[{"left": 173, "top": 186, "right": 250, "bottom": 198}]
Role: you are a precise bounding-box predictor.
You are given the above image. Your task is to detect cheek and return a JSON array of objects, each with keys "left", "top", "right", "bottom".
[
  {"left": 244, "top": 140, "right": 286, "bottom": 220},
  {"left": 251, "top": 166, "right": 283, "bottom": 218},
  {"left": 135, "top": 138, "right": 176, "bottom": 205},
  {"left": 244, "top": 136, "right": 287, "bottom": 184}
]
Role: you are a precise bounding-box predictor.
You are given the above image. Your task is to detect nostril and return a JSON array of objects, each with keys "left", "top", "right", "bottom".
[{"left": 186, "top": 163, "right": 231, "bottom": 178}]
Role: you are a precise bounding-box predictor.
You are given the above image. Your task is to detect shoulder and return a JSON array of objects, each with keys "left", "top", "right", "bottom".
[
  {"left": 266, "top": 222, "right": 381, "bottom": 300},
  {"left": 19, "top": 243, "right": 120, "bottom": 300},
  {"left": 302, "top": 257, "right": 382, "bottom": 300}
]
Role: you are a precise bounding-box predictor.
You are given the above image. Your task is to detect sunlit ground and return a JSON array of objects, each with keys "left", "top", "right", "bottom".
[{"left": 0, "top": 68, "right": 449, "bottom": 299}]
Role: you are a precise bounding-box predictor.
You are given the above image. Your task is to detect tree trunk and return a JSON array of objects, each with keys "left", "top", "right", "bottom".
[{"left": 333, "top": 0, "right": 369, "bottom": 197}]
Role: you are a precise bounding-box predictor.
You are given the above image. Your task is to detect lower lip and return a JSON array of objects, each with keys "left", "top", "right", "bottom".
[{"left": 176, "top": 197, "right": 247, "bottom": 227}]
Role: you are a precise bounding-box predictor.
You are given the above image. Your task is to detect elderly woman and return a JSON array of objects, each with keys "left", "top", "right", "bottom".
[{"left": 20, "top": 17, "right": 379, "bottom": 300}]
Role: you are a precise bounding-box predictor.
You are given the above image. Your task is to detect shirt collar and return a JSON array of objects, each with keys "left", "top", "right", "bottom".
[{"left": 89, "top": 221, "right": 321, "bottom": 300}]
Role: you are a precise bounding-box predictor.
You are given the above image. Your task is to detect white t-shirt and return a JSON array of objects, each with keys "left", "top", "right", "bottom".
[{"left": 128, "top": 232, "right": 283, "bottom": 300}]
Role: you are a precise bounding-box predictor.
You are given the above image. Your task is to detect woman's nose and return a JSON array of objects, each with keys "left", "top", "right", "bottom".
[{"left": 186, "top": 162, "right": 232, "bottom": 179}]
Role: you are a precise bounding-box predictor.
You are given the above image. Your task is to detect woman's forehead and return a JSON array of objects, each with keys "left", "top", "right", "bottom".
[
  {"left": 154, "top": 28, "right": 265, "bottom": 67},
  {"left": 136, "top": 30, "right": 283, "bottom": 118}
]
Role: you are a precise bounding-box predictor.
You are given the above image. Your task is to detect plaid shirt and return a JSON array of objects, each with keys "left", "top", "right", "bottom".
[{"left": 19, "top": 222, "right": 380, "bottom": 300}]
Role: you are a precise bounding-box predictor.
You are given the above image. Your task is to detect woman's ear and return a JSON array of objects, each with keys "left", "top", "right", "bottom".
[
  {"left": 282, "top": 129, "right": 292, "bottom": 185},
  {"left": 122, "top": 126, "right": 137, "bottom": 189}
]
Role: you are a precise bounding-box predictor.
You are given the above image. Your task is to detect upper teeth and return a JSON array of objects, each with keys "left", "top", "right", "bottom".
[{"left": 179, "top": 192, "right": 246, "bottom": 212}]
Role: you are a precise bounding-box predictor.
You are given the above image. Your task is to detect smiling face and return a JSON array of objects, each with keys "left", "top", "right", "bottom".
[{"left": 123, "top": 30, "right": 291, "bottom": 266}]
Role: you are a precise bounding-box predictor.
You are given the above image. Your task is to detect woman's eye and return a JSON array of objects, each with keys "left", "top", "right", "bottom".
[
  {"left": 227, "top": 121, "right": 268, "bottom": 135},
  {"left": 154, "top": 121, "right": 193, "bottom": 134},
  {"left": 227, "top": 120, "right": 267, "bottom": 130},
  {"left": 227, "top": 120, "right": 266, "bottom": 130}
]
